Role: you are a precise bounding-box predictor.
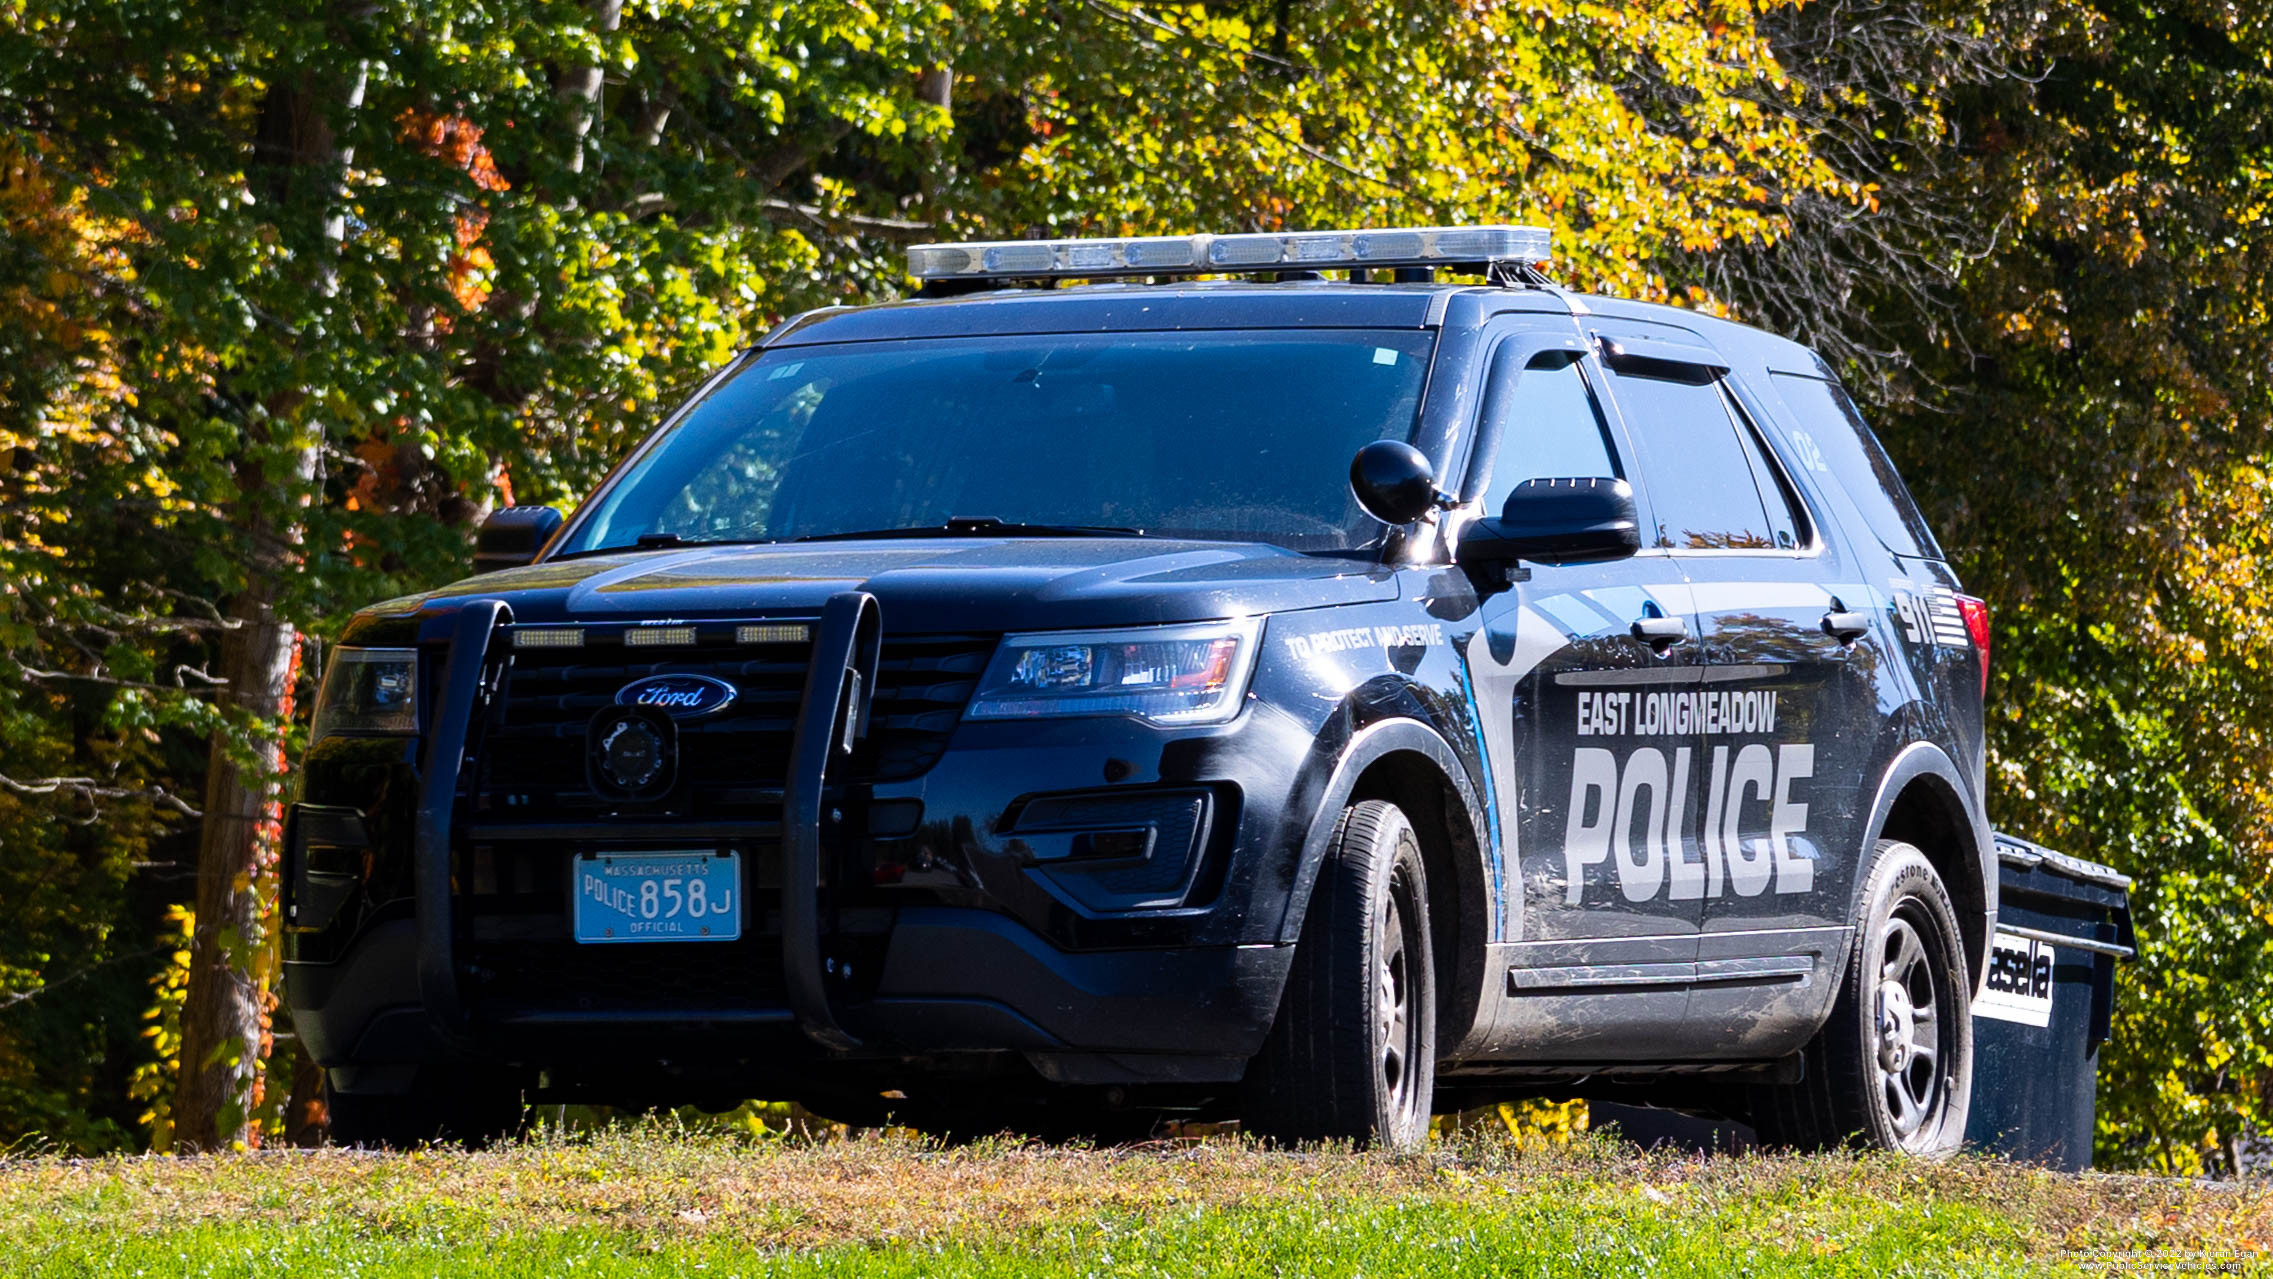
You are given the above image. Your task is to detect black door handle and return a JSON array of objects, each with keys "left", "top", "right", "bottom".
[
  {"left": 1630, "top": 614, "right": 1688, "bottom": 651},
  {"left": 1822, "top": 597, "right": 1871, "bottom": 644}
]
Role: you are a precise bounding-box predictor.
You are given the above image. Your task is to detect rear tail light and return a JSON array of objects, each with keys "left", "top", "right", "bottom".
[{"left": 1956, "top": 594, "right": 1991, "bottom": 696}]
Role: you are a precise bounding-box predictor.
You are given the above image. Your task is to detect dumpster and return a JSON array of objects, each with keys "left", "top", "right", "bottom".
[{"left": 1964, "top": 832, "right": 2135, "bottom": 1171}]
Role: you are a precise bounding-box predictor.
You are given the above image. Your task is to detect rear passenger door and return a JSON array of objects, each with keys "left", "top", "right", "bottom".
[
  {"left": 1766, "top": 370, "right": 1983, "bottom": 774},
  {"left": 1593, "top": 327, "right": 1871, "bottom": 1058}
]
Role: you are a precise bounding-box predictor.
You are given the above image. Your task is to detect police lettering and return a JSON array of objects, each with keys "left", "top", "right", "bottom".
[
  {"left": 1576, "top": 689, "right": 1780, "bottom": 737},
  {"left": 1562, "top": 743, "right": 1816, "bottom": 903}
]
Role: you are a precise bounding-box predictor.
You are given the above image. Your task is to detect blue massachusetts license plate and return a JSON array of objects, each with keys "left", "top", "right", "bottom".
[{"left": 572, "top": 850, "right": 742, "bottom": 944}]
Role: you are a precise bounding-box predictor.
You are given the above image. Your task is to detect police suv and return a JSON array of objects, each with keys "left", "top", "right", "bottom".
[{"left": 286, "top": 226, "right": 1994, "bottom": 1152}]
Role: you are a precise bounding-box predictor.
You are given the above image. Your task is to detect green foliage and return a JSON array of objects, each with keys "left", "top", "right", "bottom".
[
  {"left": 122, "top": 905, "right": 193, "bottom": 1152},
  {"left": 951, "top": 0, "right": 1854, "bottom": 300},
  {"left": 1646, "top": 0, "right": 2273, "bottom": 1171},
  {"left": 0, "top": 0, "right": 956, "bottom": 1151},
  {"left": 1845, "top": 0, "right": 2273, "bottom": 1173}
]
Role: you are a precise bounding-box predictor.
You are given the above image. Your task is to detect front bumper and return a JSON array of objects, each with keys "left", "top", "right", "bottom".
[
  {"left": 285, "top": 911, "right": 1290, "bottom": 1088},
  {"left": 284, "top": 593, "right": 1310, "bottom": 1094}
]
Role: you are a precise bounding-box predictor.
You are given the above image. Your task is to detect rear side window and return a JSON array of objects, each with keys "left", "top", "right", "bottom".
[
  {"left": 1610, "top": 370, "right": 1797, "bottom": 551},
  {"left": 1768, "top": 374, "right": 1943, "bottom": 559}
]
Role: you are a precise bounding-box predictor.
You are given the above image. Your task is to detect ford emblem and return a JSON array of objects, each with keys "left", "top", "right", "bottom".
[{"left": 615, "top": 673, "right": 738, "bottom": 719}]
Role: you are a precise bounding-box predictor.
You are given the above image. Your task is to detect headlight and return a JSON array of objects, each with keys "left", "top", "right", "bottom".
[
  {"left": 309, "top": 647, "right": 421, "bottom": 742},
  {"left": 965, "top": 619, "right": 1260, "bottom": 726}
]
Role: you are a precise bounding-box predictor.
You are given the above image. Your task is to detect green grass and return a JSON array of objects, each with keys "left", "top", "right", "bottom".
[{"left": 2, "top": 1125, "right": 2264, "bottom": 1277}]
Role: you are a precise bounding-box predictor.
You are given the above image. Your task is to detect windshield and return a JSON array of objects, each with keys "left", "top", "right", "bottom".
[{"left": 559, "top": 328, "right": 1437, "bottom": 555}]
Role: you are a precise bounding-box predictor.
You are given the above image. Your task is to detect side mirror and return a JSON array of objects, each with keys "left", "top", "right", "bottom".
[
  {"left": 1349, "top": 440, "right": 1439, "bottom": 526},
  {"left": 1460, "top": 477, "right": 1641, "bottom": 567},
  {"left": 473, "top": 505, "right": 564, "bottom": 574}
]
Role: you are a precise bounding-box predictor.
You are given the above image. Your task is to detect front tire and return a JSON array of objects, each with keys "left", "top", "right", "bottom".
[
  {"left": 1242, "top": 799, "right": 1436, "bottom": 1150},
  {"left": 1751, "top": 839, "right": 1973, "bottom": 1153}
]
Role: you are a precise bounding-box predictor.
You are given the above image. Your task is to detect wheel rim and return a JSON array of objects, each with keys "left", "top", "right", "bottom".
[
  {"left": 1378, "top": 866, "right": 1423, "bottom": 1123},
  {"left": 1872, "top": 905, "right": 1951, "bottom": 1146}
]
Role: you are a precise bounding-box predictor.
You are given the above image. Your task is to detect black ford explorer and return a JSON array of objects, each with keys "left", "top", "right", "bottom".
[{"left": 285, "top": 226, "right": 1995, "bottom": 1152}]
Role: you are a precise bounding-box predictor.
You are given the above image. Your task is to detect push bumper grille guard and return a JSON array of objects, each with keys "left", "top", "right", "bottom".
[
  {"left": 412, "top": 592, "right": 885, "bottom": 1051},
  {"left": 781, "top": 592, "right": 881, "bottom": 1049}
]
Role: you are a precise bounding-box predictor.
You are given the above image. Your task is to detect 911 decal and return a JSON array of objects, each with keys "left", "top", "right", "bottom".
[
  {"left": 1890, "top": 581, "right": 1970, "bottom": 649},
  {"left": 1562, "top": 690, "right": 1815, "bottom": 904}
]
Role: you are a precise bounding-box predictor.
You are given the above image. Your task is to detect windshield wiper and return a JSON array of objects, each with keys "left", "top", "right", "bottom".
[
  {"left": 793, "top": 516, "right": 1147, "bottom": 543},
  {"left": 554, "top": 533, "right": 778, "bottom": 560}
]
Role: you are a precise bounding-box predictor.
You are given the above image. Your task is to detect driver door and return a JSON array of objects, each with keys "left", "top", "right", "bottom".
[{"left": 1458, "top": 326, "right": 1708, "bottom": 1061}]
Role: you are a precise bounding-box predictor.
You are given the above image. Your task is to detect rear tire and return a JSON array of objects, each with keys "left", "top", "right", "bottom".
[
  {"left": 325, "top": 1069, "right": 526, "bottom": 1150},
  {"left": 1750, "top": 839, "right": 1973, "bottom": 1154},
  {"left": 1241, "top": 799, "right": 1435, "bottom": 1150}
]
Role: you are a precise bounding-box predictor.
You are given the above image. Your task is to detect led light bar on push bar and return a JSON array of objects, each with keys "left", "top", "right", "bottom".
[{"left": 906, "top": 225, "right": 1554, "bottom": 283}]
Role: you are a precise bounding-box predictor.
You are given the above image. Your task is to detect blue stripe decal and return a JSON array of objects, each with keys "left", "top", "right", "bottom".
[
  {"left": 1453, "top": 640, "right": 1508, "bottom": 943},
  {"left": 1533, "top": 593, "right": 1608, "bottom": 637},
  {"left": 1583, "top": 585, "right": 1652, "bottom": 628}
]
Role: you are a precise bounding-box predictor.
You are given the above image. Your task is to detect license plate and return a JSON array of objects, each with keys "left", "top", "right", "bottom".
[{"left": 572, "top": 850, "right": 742, "bottom": 944}]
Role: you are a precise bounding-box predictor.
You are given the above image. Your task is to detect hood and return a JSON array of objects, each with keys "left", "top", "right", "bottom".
[{"left": 383, "top": 538, "right": 1400, "bottom": 632}]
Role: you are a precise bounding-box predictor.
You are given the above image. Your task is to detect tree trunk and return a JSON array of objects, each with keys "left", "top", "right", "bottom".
[
  {"left": 171, "top": 57, "right": 366, "bottom": 1154},
  {"left": 557, "top": 0, "right": 625, "bottom": 176},
  {"left": 172, "top": 589, "right": 300, "bottom": 1152},
  {"left": 916, "top": 64, "right": 952, "bottom": 111}
]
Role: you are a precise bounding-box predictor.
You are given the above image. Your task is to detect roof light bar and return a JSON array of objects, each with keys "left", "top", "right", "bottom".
[{"left": 906, "top": 225, "right": 1552, "bottom": 283}]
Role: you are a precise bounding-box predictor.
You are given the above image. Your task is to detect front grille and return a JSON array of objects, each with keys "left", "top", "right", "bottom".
[
  {"left": 470, "top": 626, "right": 992, "bottom": 821},
  {"left": 870, "top": 633, "right": 997, "bottom": 777},
  {"left": 451, "top": 621, "right": 975, "bottom": 1023}
]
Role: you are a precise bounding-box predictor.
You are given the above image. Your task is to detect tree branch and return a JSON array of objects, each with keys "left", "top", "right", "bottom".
[
  {"left": 0, "top": 943, "right": 173, "bottom": 1013},
  {"left": 761, "top": 198, "right": 935, "bottom": 242},
  {"left": 0, "top": 773, "right": 203, "bottom": 817}
]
